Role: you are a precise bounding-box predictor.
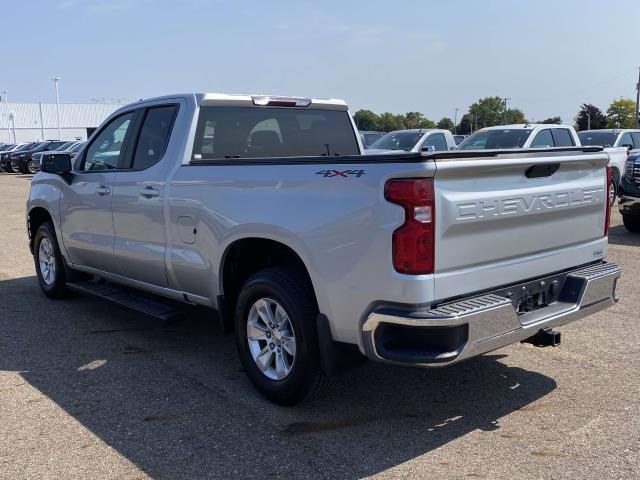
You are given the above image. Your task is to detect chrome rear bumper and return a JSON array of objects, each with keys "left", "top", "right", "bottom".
[{"left": 362, "top": 262, "right": 621, "bottom": 367}]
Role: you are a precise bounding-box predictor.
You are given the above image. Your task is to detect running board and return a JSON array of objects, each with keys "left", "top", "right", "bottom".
[{"left": 66, "top": 280, "right": 183, "bottom": 321}]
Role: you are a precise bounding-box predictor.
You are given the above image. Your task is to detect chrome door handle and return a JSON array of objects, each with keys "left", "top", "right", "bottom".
[
  {"left": 139, "top": 186, "right": 160, "bottom": 198},
  {"left": 96, "top": 186, "right": 111, "bottom": 196}
]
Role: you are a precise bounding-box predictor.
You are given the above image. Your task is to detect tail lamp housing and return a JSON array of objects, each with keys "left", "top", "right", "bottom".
[
  {"left": 604, "top": 164, "right": 612, "bottom": 236},
  {"left": 384, "top": 178, "right": 435, "bottom": 274}
]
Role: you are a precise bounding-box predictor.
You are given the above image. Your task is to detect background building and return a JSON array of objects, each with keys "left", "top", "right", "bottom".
[{"left": 0, "top": 102, "right": 125, "bottom": 143}]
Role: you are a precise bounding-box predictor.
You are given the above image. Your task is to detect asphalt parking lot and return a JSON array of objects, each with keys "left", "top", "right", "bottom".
[{"left": 0, "top": 174, "right": 638, "bottom": 480}]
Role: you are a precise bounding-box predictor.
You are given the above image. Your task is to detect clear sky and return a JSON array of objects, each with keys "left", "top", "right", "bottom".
[{"left": 4, "top": 0, "right": 640, "bottom": 124}]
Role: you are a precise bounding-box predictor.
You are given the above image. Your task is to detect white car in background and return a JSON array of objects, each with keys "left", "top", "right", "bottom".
[
  {"left": 578, "top": 129, "right": 640, "bottom": 202},
  {"left": 365, "top": 128, "right": 456, "bottom": 154},
  {"left": 457, "top": 124, "right": 580, "bottom": 150}
]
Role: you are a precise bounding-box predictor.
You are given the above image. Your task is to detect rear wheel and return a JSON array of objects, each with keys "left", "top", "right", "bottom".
[
  {"left": 34, "top": 222, "right": 69, "bottom": 298},
  {"left": 622, "top": 213, "right": 640, "bottom": 233},
  {"left": 234, "top": 268, "right": 332, "bottom": 405}
]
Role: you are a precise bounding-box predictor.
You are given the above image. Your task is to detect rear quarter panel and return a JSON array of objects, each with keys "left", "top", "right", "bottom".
[{"left": 166, "top": 160, "right": 436, "bottom": 345}]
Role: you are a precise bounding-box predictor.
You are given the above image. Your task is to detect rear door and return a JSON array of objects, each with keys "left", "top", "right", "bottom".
[
  {"left": 111, "top": 103, "right": 179, "bottom": 287},
  {"left": 432, "top": 150, "right": 609, "bottom": 301}
]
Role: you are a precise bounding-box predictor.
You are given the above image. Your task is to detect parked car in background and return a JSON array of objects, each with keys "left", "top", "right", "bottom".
[
  {"left": 619, "top": 150, "right": 640, "bottom": 232},
  {"left": 365, "top": 128, "right": 456, "bottom": 154},
  {"left": 27, "top": 92, "right": 620, "bottom": 405},
  {"left": 1, "top": 143, "right": 37, "bottom": 172},
  {"left": 359, "top": 130, "right": 385, "bottom": 149},
  {"left": 457, "top": 124, "right": 580, "bottom": 150},
  {"left": 577, "top": 130, "right": 640, "bottom": 204},
  {"left": 31, "top": 142, "right": 85, "bottom": 173},
  {"left": 578, "top": 129, "right": 640, "bottom": 150},
  {"left": 10, "top": 140, "right": 69, "bottom": 174},
  {"left": 453, "top": 134, "right": 466, "bottom": 145}
]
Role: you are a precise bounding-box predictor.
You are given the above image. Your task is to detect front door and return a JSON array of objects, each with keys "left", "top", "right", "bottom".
[
  {"left": 60, "top": 111, "right": 138, "bottom": 273},
  {"left": 111, "top": 104, "right": 179, "bottom": 287}
]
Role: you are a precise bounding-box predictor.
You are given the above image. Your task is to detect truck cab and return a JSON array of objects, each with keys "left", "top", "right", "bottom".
[
  {"left": 457, "top": 124, "right": 580, "bottom": 150},
  {"left": 365, "top": 128, "right": 456, "bottom": 154}
]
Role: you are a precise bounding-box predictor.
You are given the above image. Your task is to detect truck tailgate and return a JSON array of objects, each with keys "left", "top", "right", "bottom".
[{"left": 433, "top": 150, "right": 609, "bottom": 301}]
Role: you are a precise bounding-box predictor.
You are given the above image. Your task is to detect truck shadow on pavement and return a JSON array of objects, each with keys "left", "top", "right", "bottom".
[
  {"left": 0, "top": 276, "right": 557, "bottom": 479},
  {"left": 607, "top": 224, "right": 640, "bottom": 247}
]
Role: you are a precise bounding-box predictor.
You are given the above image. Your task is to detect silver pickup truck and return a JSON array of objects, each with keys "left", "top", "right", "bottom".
[{"left": 27, "top": 93, "right": 621, "bottom": 405}]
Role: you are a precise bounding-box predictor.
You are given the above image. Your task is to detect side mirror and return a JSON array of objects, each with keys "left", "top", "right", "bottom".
[
  {"left": 41, "top": 154, "right": 73, "bottom": 183},
  {"left": 421, "top": 145, "right": 436, "bottom": 152},
  {"left": 621, "top": 144, "right": 633, "bottom": 151},
  {"left": 41, "top": 153, "right": 72, "bottom": 174}
]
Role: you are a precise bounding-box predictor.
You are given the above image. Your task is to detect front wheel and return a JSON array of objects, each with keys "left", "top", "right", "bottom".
[
  {"left": 622, "top": 213, "right": 640, "bottom": 233},
  {"left": 234, "top": 268, "right": 332, "bottom": 405},
  {"left": 34, "top": 222, "right": 69, "bottom": 298},
  {"left": 26, "top": 160, "right": 38, "bottom": 174}
]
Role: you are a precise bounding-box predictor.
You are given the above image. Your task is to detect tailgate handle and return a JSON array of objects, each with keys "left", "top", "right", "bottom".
[{"left": 525, "top": 163, "right": 560, "bottom": 178}]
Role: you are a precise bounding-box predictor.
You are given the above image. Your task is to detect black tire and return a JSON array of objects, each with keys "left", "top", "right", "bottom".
[
  {"left": 33, "top": 222, "right": 69, "bottom": 298},
  {"left": 622, "top": 213, "right": 640, "bottom": 233},
  {"left": 234, "top": 267, "right": 333, "bottom": 405}
]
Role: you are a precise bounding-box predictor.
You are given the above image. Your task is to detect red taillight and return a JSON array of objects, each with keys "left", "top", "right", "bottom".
[
  {"left": 384, "top": 178, "right": 435, "bottom": 274},
  {"left": 605, "top": 164, "right": 613, "bottom": 236}
]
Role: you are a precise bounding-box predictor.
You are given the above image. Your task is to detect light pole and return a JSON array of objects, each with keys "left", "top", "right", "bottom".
[
  {"left": 1, "top": 90, "right": 8, "bottom": 142},
  {"left": 586, "top": 111, "right": 591, "bottom": 131},
  {"left": 503, "top": 97, "right": 511, "bottom": 125},
  {"left": 453, "top": 108, "right": 459, "bottom": 134},
  {"left": 51, "top": 77, "right": 61, "bottom": 140}
]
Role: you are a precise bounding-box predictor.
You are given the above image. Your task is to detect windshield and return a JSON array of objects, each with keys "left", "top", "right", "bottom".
[
  {"left": 53, "top": 142, "right": 73, "bottom": 151},
  {"left": 68, "top": 142, "right": 84, "bottom": 153},
  {"left": 17, "top": 143, "right": 39, "bottom": 151},
  {"left": 457, "top": 129, "right": 533, "bottom": 150},
  {"left": 192, "top": 107, "right": 360, "bottom": 159},
  {"left": 577, "top": 131, "right": 618, "bottom": 147},
  {"left": 369, "top": 131, "right": 423, "bottom": 151}
]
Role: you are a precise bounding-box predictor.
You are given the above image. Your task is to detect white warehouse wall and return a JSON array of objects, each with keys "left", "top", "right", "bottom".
[{"left": 0, "top": 102, "right": 124, "bottom": 144}]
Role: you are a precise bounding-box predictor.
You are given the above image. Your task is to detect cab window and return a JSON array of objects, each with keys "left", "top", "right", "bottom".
[
  {"left": 81, "top": 112, "right": 137, "bottom": 171},
  {"left": 530, "top": 129, "right": 554, "bottom": 148},
  {"left": 552, "top": 129, "right": 575, "bottom": 147},
  {"left": 422, "top": 133, "right": 448, "bottom": 151}
]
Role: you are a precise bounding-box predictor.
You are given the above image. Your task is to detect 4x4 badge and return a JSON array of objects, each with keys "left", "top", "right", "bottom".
[{"left": 315, "top": 169, "right": 365, "bottom": 178}]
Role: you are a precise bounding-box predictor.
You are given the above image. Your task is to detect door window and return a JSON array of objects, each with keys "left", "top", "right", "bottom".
[
  {"left": 530, "top": 129, "right": 554, "bottom": 147},
  {"left": 81, "top": 112, "right": 136, "bottom": 171},
  {"left": 631, "top": 132, "right": 640, "bottom": 148},
  {"left": 619, "top": 132, "right": 633, "bottom": 148},
  {"left": 422, "top": 133, "right": 448, "bottom": 151},
  {"left": 131, "top": 105, "right": 178, "bottom": 170},
  {"left": 552, "top": 129, "right": 575, "bottom": 147}
]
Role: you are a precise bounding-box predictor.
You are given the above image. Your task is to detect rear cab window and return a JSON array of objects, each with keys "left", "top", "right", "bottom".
[{"left": 192, "top": 107, "right": 359, "bottom": 160}]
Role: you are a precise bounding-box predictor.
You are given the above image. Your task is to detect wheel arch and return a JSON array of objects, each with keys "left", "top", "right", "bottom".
[
  {"left": 27, "top": 206, "right": 55, "bottom": 254},
  {"left": 218, "top": 237, "right": 319, "bottom": 332}
]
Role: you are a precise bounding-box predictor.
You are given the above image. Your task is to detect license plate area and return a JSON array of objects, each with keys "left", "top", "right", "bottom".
[{"left": 491, "top": 272, "right": 570, "bottom": 316}]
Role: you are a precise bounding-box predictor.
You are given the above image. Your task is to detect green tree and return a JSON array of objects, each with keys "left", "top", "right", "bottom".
[
  {"left": 574, "top": 104, "right": 607, "bottom": 131},
  {"left": 378, "top": 112, "right": 406, "bottom": 132},
  {"left": 353, "top": 109, "right": 380, "bottom": 131},
  {"left": 457, "top": 113, "right": 474, "bottom": 134},
  {"left": 505, "top": 108, "right": 526, "bottom": 124},
  {"left": 606, "top": 98, "right": 636, "bottom": 129},
  {"left": 437, "top": 117, "right": 454, "bottom": 131},
  {"left": 417, "top": 117, "right": 437, "bottom": 129},
  {"left": 539, "top": 116, "right": 562, "bottom": 124},
  {"left": 403, "top": 112, "right": 423, "bottom": 129},
  {"left": 467, "top": 96, "right": 526, "bottom": 128}
]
